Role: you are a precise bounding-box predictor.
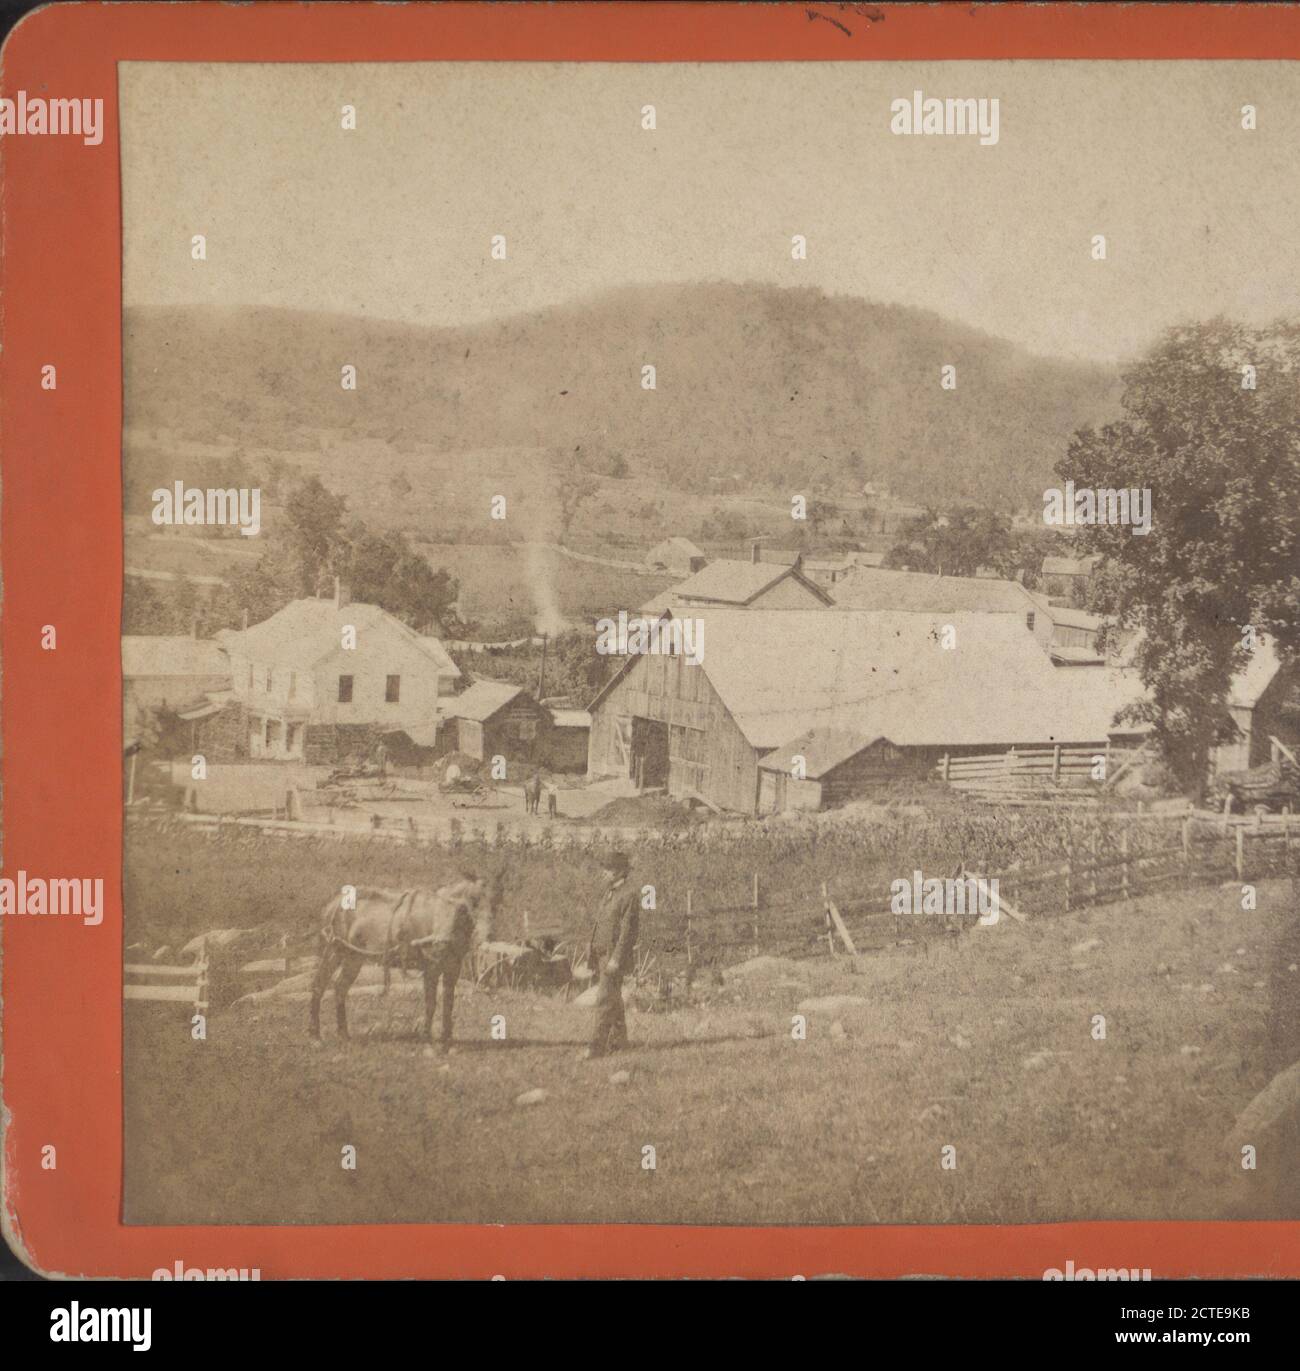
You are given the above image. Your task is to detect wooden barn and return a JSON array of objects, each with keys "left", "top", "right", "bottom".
[
  {"left": 587, "top": 608, "right": 1145, "bottom": 814},
  {"left": 441, "top": 681, "right": 550, "bottom": 768}
]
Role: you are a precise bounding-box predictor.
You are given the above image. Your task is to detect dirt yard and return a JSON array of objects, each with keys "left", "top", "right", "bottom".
[{"left": 123, "top": 872, "right": 1299, "bottom": 1232}]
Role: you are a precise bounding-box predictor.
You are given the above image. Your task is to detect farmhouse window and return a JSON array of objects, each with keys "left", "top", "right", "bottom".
[
  {"left": 1025, "top": 611, "right": 1036, "bottom": 633},
  {"left": 338, "top": 674, "right": 354, "bottom": 703},
  {"left": 386, "top": 674, "right": 401, "bottom": 703},
  {"left": 514, "top": 718, "right": 537, "bottom": 741}
]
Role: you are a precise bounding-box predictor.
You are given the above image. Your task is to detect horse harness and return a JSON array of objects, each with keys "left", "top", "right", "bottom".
[{"left": 326, "top": 889, "right": 457, "bottom": 964}]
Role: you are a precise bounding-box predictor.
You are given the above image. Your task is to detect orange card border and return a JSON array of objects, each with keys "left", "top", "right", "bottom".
[{"left": 2, "top": 0, "right": 1299, "bottom": 1280}]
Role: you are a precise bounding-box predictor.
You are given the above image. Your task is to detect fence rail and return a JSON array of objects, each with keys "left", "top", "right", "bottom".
[
  {"left": 125, "top": 939, "right": 210, "bottom": 1015},
  {"left": 936, "top": 743, "right": 1141, "bottom": 793},
  {"left": 129, "top": 809, "right": 1299, "bottom": 981}
]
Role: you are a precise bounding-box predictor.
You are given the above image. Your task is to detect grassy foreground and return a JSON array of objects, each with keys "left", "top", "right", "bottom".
[{"left": 124, "top": 850, "right": 1300, "bottom": 1231}]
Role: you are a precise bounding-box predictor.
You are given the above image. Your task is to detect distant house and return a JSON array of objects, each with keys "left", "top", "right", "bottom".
[
  {"left": 587, "top": 608, "right": 1145, "bottom": 814},
  {"left": 200, "top": 585, "right": 460, "bottom": 764},
  {"left": 647, "top": 537, "right": 707, "bottom": 576},
  {"left": 639, "top": 548, "right": 833, "bottom": 617},
  {"left": 441, "top": 680, "right": 551, "bottom": 771},
  {"left": 122, "top": 635, "right": 231, "bottom": 739},
  {"left": 1041, "top": 554, "right": 1102, "bottom": 599},
  {"left": 760, "top": 548, "right": 855, "bottom": 588}
]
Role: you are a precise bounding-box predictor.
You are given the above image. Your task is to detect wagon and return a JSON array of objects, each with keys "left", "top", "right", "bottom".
[
  {"left": 471, "top": 939, "right": 580, "bottom": 996},
  {"left": 1210, "top": 757, "right": 1300, "bottom": 815},
  {"left": 440, "top": 775, "right": 490, "bottom": 807}
]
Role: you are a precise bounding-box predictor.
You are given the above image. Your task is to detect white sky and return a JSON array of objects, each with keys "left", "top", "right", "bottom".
[{"left": 120, "top": 60, "right": 1300, "bottom": 362}]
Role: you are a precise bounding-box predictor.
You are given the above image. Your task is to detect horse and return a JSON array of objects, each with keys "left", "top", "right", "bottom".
[
  {"left": 523, "top": 770, "right": 542, "bottom": 815},
  {"left": 308, "top": 871, "right": 500, "bottom": 1050}
]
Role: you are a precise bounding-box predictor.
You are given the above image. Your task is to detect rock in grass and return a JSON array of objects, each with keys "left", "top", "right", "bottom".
[
  {"left": 515, "top": 1088, "right": 548, "bottom": 1107},
  {"left": 609, "top": 1070, "right": 631, "bottom": 1085},
  {"left": 829, "top": 1021, "right": 847, "bottom": 1040}
]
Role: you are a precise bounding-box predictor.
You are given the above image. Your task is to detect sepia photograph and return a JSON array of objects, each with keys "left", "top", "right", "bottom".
[{"left": 113, "top": 54, "right": 1300, "bottom": 1234}]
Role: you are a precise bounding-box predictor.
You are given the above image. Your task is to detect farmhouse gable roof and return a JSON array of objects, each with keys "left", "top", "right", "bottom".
[{"left": 221, "top": 598, "right": 460, "bottom": 677}]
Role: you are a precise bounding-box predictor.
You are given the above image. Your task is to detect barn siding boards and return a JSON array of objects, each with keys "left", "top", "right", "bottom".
[{"left": 588, "top": 651, "right": 759, "bottom": 812}]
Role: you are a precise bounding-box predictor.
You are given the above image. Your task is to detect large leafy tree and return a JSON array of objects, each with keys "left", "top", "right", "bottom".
[
  {"left": 884, "top": 506, "right": 1021, "bottom": 579},
  {"left": 336, "top": 521, "right": 461, "bottom": 634},
  {"left": 1061, "top": 319, "right": 1300, "bottom": 796}
]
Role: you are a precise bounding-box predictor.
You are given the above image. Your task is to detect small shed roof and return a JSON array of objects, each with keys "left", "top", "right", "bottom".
[
  {"left": 758, "top": 727, "right": 885, "bottom": 779},
  {"left": 550, "top": 708, "right": 592, "bottom": 729},
  {"left": 445, "top": 680, "right": 529, "bottom": 722}
]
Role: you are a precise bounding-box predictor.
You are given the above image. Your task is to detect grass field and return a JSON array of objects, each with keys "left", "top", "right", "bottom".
[{"left": 123, "top": 816, "right": 1300, "bottom": 1231}]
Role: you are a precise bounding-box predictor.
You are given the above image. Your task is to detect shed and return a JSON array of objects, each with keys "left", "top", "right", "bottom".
[
  {"left": 757, "top": 729, "right": 919, "bottom": 812},
  {"left": 442, "top": 680, "right": 550, "bottom": 768}
]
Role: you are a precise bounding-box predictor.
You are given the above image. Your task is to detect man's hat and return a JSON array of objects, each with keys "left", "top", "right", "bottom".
[{"left": 600, "top": 850, "right": 630, "bottom": 876}]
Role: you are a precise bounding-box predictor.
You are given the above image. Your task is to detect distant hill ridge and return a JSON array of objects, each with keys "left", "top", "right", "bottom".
[{"left": 124, "top": 283, "right": 1121, "bottom": 507}]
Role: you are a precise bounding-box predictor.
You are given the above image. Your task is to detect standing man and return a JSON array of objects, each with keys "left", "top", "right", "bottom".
[{"left": 584, "top": 850, "right": 639, "bottom": 1060}]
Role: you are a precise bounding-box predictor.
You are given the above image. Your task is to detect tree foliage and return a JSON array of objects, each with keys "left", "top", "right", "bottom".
[{"left": 1060, "top": 319, "right": 1300, "bottom": 795}]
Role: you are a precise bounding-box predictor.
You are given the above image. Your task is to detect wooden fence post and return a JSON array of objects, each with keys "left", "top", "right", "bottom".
[
  {"left": 1181, "top": 816, "right": 1191, "bottom": 867},
  {"left": 821, "top": 881, "right": 836, "bottom": 956},
  {"left": 685, "top": 889, "right": 694, "bottom": 967},
  {"left": 1120, "top": 829, "right": 1130, "bottom": 900},
  {"left": 1052, "top": 744, "right": 1061, "bottom": 785},
  {"left": 942, "top": 752, "right": 951, "bottom": 783},
  {"left": 1235, "top": 826, "right": 1245, "bottom": 882},
  {"left": 752, "top": 872, "right": 760, "bottom": 954},
  {"left": 1065, "top": 840, "right": 1073, "bottom": 913}
]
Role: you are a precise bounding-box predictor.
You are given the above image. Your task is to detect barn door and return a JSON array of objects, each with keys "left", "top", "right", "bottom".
[{"left": 613, "top": 716, "right": 633, "bottom": 777}]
